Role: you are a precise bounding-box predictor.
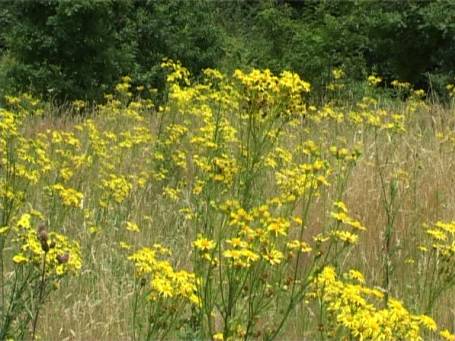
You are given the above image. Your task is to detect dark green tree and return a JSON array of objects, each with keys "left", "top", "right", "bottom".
[
  {"left": 128, "top": 0, "right": 223, "bottom": 88},
  {"left": 1, "top": 0, "right": 454, "bottom": 102},
  {"left": 0, "top": 0, "right": 223, "bottom": 101},
  {"left": 2, "top": 0, "right": 134, "bottom": 101}
]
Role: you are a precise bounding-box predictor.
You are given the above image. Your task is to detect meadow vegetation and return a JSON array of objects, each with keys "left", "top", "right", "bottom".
[{"left": 1, "top": 60, "right": 455, "bottom": 340}]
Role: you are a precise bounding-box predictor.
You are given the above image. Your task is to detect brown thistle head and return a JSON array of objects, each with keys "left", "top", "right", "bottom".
[{"left": 37, "top": 224, "right": 49, "bottom": 252}]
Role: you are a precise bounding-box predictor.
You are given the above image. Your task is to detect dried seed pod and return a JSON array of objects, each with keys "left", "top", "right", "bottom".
[
  {"left": 41, "top": 241, "right": 50, "bottom": 253},
  {"left": 37, "top": 224, "right": 48, "bottom": 243},
  {"left": 37, "top": 225, "right": 49, "bottom": 252}
]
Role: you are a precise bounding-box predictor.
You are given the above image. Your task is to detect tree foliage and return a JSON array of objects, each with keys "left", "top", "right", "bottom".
[
  {"left": 0, "top": 0, "right": 454, "bottom": 101},
  {"left": 0, "top": 0, "right": 222, "bottom": 101}
]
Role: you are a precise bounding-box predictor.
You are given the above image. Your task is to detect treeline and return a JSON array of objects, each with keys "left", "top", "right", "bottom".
[{"left": 0, "top": 0, "right": 454, "bottom": 102}]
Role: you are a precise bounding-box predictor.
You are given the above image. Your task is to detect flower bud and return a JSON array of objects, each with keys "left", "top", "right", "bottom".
[{"left": 56, "top": 253, "right": 69, "bottom": 264}]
